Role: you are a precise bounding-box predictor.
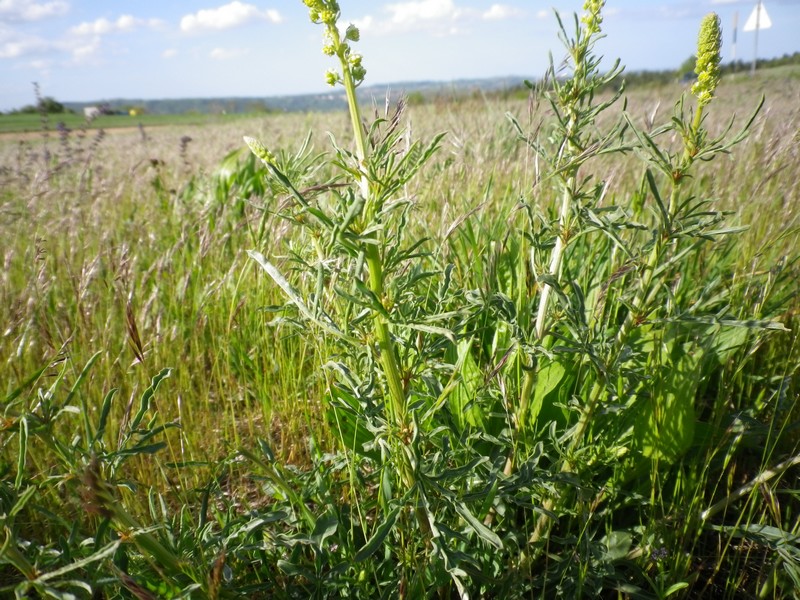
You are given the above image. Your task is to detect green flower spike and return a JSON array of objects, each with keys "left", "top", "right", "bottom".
[
  {"left": 581, "top": 0, "right": 605, "bottom": 35},
  {"left": 692, "top": 13, "right": 722, "bottom": 107},
  {"left": 243, "top": 136, "right": 275, "bottom": 167}
]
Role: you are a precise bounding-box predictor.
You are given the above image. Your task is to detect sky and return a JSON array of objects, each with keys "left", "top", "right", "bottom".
[{"left": 1, "top": 0, "right": 799, "bottom": 111}]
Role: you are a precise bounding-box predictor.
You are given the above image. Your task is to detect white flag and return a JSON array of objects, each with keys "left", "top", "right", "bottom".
[{"left": 743, "top": 2, "right": 772, "bottom": 32}]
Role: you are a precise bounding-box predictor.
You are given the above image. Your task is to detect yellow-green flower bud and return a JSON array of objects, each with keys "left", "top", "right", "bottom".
[
  {"left": 345, "top": 24, "right": 360, "bottom": 42},
  {"left": 320, "top": 9, "right": 337, "bottom": 25},
  {"left": 243, "top": 136, "right": 275, "bottom": 167},
  {"left": 691, "top": 13, "right": 722, "bottom": 107},
  {"left": 322, "top": 30, "right": 336, "bottom": 56},
  {"left": 325, "top": 68, "right": 340, "bottom": 86},
  {"left": 581, "top": 0, "right": 605, "bottom": 35},
  {"left": 349, "top": 53, "right": 366, "bottom": 83}
]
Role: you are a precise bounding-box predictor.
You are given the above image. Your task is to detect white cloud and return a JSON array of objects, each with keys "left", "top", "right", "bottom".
[
  {"left": 386, "top": 0, "right": 459, "bottom": 26},
  {"left": 356, "top": 0, "right": 461, "bottom": 35},
  {"left": 70, "top": 15, "right": 162, "bottom": 36},
  {"left": 210, "top": 46, "right": 248, "bottom": 60},
  {"left": 355, "top": 0, "right": 527, "bottom": 36},
  {"left": 535, "top": 9, "right": 550, "bottom": 20},
  {"left": 0, "top": 24, "right": 48, "bottom": 58},
  {"left": 0, "top": 36, "right": 46, "bottom": 58},
  {"left": 180, "top": 2, "right": 281, "bottom": 33},
  {"left": 68, "top": 36, "right": 100, "bottom": 62},
  {"left": 0, "top": 0, "right": 69, "bottom": 22},
  {"left": 162, "top": 48, "right": 177, "bottom": 58},
  {"left": 482, "top": 4, "right": 523, "bottom": 21}
]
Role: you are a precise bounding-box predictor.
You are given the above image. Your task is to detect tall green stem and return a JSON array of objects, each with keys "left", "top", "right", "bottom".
[{"left": 335, "top": 31, "right": 408, "bottom": 429}]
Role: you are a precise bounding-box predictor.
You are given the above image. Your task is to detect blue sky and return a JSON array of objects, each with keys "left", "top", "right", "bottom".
[{"left": 1, "top": 0, "right": 799, "bottom": 111}]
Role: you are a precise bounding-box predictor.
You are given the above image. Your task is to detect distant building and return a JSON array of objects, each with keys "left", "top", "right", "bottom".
[{"left": 84, "top": 106, "right": 101, "bottom": 119}]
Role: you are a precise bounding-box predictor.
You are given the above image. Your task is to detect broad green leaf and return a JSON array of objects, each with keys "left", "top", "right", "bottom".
[
  {"left": 529, "top": 358, "right": 567, "bottom": 427},
  {"left": 635, "top": 337, "right": 702, "bottom": 462},
  {"left": 310, "top": 513, "right": 338, "bottom": 547},
  {"left": 601, "top": 530, "right": 632, "bottom": 562}
]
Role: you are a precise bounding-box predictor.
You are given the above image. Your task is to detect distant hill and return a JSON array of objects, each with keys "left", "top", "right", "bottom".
[
  {"left": 58, "top": 51, "right": 800, "bottom": 116},
  {"left": 60, "top": 76, "right": 531, "bottom": 116}
]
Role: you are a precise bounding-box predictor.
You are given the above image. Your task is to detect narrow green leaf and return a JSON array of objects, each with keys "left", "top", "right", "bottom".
[
  {"left": 114, "top": 442, "right": 168, "bottom": 457},
  {"left": 15, "top": 416, "right": 27, "bottom": 489},
  {"left": 34, "top": 540, "right": 121, "bottom": 583},
  {"left": 9, "top": 486, "right": 37, "bottom": 518},
  {"left": 397, "top": 322, "right": 456, "bottom": 344},
  {"left": 4, "top": 365, "right": 47, "bottom": 405},
  {"left": 664, "top": 583, "right": 690, "bottom": 597},
  {"left": 455, "top": 503, "right": 503, "bottom": 549},
  {"left": 645, "top": 168, "right": 670, "bottom": 226},
  {"left": 94, "top": 388, "right": 118, "bottom": 444},
  {"left": 355, "top": 506, "right": 400, "bottom": 562},
  {"left": 64, "top": 351, "right": 102, "bottom": 406},
  {"left": 130, "top": 368, "right": 172, "bottom": 432},
  {"left": 248, "top": 251, "right": 354, "bottom": 343}
]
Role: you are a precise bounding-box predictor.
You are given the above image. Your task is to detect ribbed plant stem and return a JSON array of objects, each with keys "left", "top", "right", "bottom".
[
  {"left": 334, "top": 30, "right": 431, "bottom": 543},
  {"left": 516, "top": 150, "right": 577, "bottom": 434},
  {"left": 534, "top": 177, "right": 575, "bottom": 341},
  {"left": 365, "top": 246, "right": 407, "bottom": 426},
  {"left": 337, "top": 38, "right": 407, "bottom": 429}
]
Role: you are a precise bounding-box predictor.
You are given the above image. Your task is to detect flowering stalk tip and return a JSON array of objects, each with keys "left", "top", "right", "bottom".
[
  {"left": 692, "top": 13, "right": 722, "bottom": 107},
  {"left": 243, "top": 136, "right": 275, "bottom": 167},
  {"left": 581, "top": 0, "right": 605, "bottom": 35}
]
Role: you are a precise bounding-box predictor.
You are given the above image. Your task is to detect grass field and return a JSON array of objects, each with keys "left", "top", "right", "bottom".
[
  {"left": 1, "top": 6, "right": 799, "bottom": 599},
  {"left": 0, "top": 111, "right": 261, "bottom": 135}
]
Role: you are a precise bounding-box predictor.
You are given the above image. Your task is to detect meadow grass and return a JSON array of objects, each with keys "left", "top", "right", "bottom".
[
  {"left": 0, "top": 112, "right": 261, "bottom": 135},
  {"left": 0, "top": 4, "right": 799, "bottom": 597}
]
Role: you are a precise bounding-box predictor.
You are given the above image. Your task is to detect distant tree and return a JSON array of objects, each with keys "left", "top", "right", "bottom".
[
  {"left": 247, "top": 101, "right": 272, "bottom": 113},
  {"left": 406, "top": 91, "right": 426, "bottom": 106},
  {"left": 677, "top": 55, "right": 697, "bottom": 81},
  {"left": 39, "top": 96, "right": 66, "bottom": 113},
  {"left": 11, "top": 96, "right": 69, "bottom": 114}
]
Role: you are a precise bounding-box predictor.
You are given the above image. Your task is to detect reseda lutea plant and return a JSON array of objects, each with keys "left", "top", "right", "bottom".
[
  {"left": 245, "top": 0, "right": 459, "bottom": 589},
  {"left": 242, "top": 1, "right": 783, "bottom": 597},
  {"left": 509, "top": 7, "right": 772, "bottom": 555}
]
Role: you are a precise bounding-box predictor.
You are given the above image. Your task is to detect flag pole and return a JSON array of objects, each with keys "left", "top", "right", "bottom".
[{"left": 751, "top": 0, "right": 761, "bottom": 76}]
